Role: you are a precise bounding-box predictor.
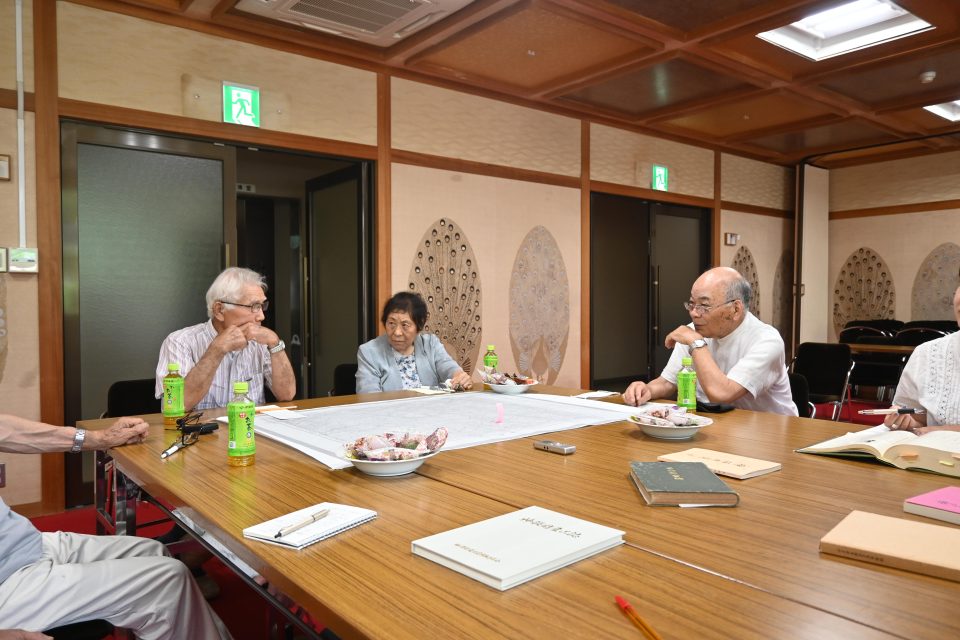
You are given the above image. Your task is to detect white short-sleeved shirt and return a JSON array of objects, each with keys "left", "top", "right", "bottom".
[
  {"left": 661, "top": 312, "right": 798, "bottom": 416},
  {"left": 155, "top": 320, "right": 274, "bottom": 410},
  {"left": 893, "top": 331, "right": 960, "bottom": 426}
]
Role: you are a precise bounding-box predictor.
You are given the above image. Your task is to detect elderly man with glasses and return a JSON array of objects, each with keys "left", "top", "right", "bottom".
[
  {"left": 623, "top": 266, "right": 797, "bottom": 416},
  {"left": 155, "top": 267, "right": 296, "bottom": 412}
]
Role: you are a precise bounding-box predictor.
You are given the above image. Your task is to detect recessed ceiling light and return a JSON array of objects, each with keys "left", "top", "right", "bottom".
[
  {"left": 756, "top": 0, "right": 933, "bottom": 61},
  {"left": 924, "top": 100, "right": 960, "bottom": 122}
]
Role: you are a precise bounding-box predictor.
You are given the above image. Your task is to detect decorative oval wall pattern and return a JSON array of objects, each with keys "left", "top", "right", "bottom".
[
  {"left": 731, "top": 246, "right": 760, "bottom": 316},
  {"left": 509, "top": 226, "right": 569, "bottom": 384},
  {"left": 772, "top": 250, "right": 793, "bottom": 339},
  {"left": 408, "top": 218, "right": 482, "bottom": 374},
  {"left": 832, "top": 247, "right": 895, "bottom": 335},
  {"left": 911, "top": 242, "right": 960, "bottom": 320},
  {"left": 0, "top": 275, "right": 6, "bottom": 384}
]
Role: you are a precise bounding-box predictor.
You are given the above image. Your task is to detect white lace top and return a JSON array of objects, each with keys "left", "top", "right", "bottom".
[{"left": 893, "top": 331, "right": 960, "bottom": 426}]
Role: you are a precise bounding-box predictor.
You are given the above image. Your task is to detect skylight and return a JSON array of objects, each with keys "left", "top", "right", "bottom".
[
  {"left": 757, "top": 0, "right": 933, "bottom": 61},
  {"left": 924, "top": 100, "right": 960, "bottom": 123}
]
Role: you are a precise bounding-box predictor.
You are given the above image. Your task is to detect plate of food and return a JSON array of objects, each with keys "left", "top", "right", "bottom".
[
  {"left": 628, "top": 405, "right": 713, "bottom": 440},
  {"left": 342, "top": 427, "right": 447, "bottom": 477},
  {"left": 480, "top": 371, "right": 538, "bottom": 395}
]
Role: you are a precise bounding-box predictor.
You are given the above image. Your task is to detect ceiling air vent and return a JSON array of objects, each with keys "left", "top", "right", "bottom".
[{"left": 235, "top": 0, "right": 475, "bottom": 46}]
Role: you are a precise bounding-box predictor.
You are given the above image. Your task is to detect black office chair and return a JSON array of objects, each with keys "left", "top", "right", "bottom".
[
  {"left": 901, "top": 319, "right": 958, "bottom": 333},
  {"left": 330, "top": 363, "right": 359, "bottom": 396},
  {"left": 103, "top": 378, "right": 159, "bottom": 418},
  {"left": 838, "top": 325, "right": 891, "bottom": 344},
  {"left": 791, "top": 343, "right": 854, "bottom": 421},
  {"left": 894, "top": 327, "right": 948, "bottom": 346},
  {"left": 843, "top": 319, "right": 904, "bottom": 334},
  {"left": 43, "top": 618, "right": 115, "bottom": 639},
  {"left": 788, "top": 372, "right": 816, "bottom": 418}
]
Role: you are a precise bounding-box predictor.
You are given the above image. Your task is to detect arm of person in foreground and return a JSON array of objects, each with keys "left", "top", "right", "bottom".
[
  {"left": 355, "top": 343, "right": 384, "bottom": 393},
  {"left": 622, "top": 377, "right": 678, "bottom": 407},
  {"left": 242, "top": 322, "right": 296, "bottom": 401},
  {"left": 665, "top": 325, "right": 749, "bottom": 404},
  {"left": 0, "top": 415, "right": 148, "bottom": 454},
  {"left": 431, "top": 340, "right": 473, "bottom": 390},
  {"left": 0, "top": 630, "right": 52, "bottom": 640}
]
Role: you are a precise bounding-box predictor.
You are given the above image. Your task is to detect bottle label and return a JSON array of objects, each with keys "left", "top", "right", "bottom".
[
  {"left": 677, "top": 371, "right": 697, "bottom": 411},
  {"left": 227, "top": 401, "right": 256, "bottom": 457},
  {"left": 483, "top": 352, "right": 498, "bottom": 371},
  {"left": 162, "top": 376, "right": 185, "bottom": 418}
]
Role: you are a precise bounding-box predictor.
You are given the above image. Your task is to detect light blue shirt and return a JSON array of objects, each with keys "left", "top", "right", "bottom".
[
  {"left": 0, "top": 497, "right": 42, "bottom": 584},
  {"left": 356, "top": 333, "right": 461, "bottom": 393}
]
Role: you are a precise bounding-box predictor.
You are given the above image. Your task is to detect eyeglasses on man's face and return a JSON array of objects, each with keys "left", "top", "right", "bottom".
[
  {"left": 683, "top": 299, "right": 738, "bottom": 315},
  {"left": 220, "top": 299, "right": 269, "bottom": 314}
]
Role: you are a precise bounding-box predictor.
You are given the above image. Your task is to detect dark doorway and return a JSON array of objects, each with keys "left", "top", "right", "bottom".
[{"left": 590, "top": 193, "right": 710, "bottom": 391}]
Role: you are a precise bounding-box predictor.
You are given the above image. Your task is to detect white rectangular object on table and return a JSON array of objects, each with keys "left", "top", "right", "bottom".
[
  {"left": 411, "top": 505, "right": 624, "bottom": 590},
  {"left": 243, "top": 502, "right": 377, "bottom": 550}
]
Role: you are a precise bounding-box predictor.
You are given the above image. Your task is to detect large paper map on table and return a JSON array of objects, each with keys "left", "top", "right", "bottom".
[{"left": 254, "top": 393, "right": 638, "bottom": 469}]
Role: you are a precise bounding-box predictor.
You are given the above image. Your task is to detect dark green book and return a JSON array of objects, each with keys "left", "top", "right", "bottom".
[{"left": 629, "top": 461, "right": 739, "bottom": 507}]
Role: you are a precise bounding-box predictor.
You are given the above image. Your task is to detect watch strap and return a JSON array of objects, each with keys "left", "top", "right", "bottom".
[
  {"left": 690, "top": 338, "right": 708, "bottom": 350},
  {"left": 269, "top": 339, "right": 286, "bottom": 354},
  {"left": 71, "top": 428, "right": 86, "bottom": 453}
]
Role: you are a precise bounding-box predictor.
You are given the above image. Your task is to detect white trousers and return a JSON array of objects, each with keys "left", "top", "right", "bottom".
[{"left": 0, "top": 532, "right": 232, "bottom": 639}]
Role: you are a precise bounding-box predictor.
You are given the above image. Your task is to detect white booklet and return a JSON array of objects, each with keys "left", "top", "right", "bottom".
[
  {"left": 411, "top": 506, "right": 624, "bottom": 591},
  {"left": 243, "top": 502, "right": 377, "bottom": 550}
]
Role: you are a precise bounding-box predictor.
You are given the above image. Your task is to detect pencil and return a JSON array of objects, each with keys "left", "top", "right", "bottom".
[
  {"left": 615, "top": 595, "right": 663, "bottom": 640},
  {"left": 256, "top": 405, "right": 298, "bottom": 413}
]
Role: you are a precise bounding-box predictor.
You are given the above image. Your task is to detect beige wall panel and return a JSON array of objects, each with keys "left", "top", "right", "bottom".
[
  {"left": 391, "top": 163, "right": 581, "bottom": 387},
  {"left": 720, "top": 210, "right": 792, "bottom": 324},
  {"left": 392, "top": 79, "right": 580, "bottom": 177},
  {"left": 0, "top": 107, "right": 41, "bottom": 504},
  {"left": 0, "top": 0, "right": 34, "bottom": 92},
  {"left": 800, "top": 166, "right": 829, "bottom": 343},
  {"left": 590, "top": 124, "right": 713, "bottom": 199},
  {"left": 57, "top": 3, "right": 376, "bottom": 145},
  {"left": 721, "top": 153, "right": 793, "bottom": 210},
  {"left": 831, "top": 150, "right": 960, "bottom": 210},
  {"left": 829, "top": 207, "right": 960, "bottom": 340}
]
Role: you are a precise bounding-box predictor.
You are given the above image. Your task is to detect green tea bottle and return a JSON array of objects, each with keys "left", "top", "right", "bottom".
[{"left": 227, "top": 381, "right": 255, "bottom": 466}]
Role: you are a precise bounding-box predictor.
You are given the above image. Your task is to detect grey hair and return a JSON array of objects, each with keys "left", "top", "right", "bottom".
[
  {"left": 206, "top": 267, "right": 267, "bottom": 318},
  {"left": 725, "top": 274, "right": 752, "bottom": 309}
]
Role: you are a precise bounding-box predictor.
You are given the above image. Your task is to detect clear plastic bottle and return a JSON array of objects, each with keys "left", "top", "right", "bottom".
[
  {"left": 227, "top": 381, "right": 256, "bottom": 466},
  {"left": 162, "top": 362, "right": 185, "bottom": 429},
  {"left": 676, "top": 356, "right": 697, "bottom": 412},
  {"left": 483, "top": 345, "right": 499, "bottom": 375}
]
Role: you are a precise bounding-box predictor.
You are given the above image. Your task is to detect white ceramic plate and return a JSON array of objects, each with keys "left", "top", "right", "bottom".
[
  {"left": 485, "top": 381, "right": 538, "bottom": 395},
  {"left": 344, "top": 449, "right": 439, "bottom": 477},
  {"left": 628, "top": 413, "right": 713, "bottom": 440}
]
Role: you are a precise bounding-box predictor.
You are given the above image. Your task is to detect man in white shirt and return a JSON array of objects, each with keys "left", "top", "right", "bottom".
[
  {"left": 623, "top": 266, "right": 797, "bottom": 416},
  {"left": 155, "top": 267, "right": 296, "bottom": 410}
]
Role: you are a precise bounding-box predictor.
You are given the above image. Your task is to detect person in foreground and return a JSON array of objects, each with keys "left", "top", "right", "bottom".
[
  {"left": 356, "top": 291, "right": 473, "bottom": 393},
  {"left": 0, "top": 414, "right": 232, "bottom": 639},
  {"left": 155, "top": 267, "right": 296, "bottom": 410},
  {"left": 623, "top": 266, "right": 797, "bottom": 415},
  {"left": 885, "top": 285, "right": 960, "bottom": 435}
]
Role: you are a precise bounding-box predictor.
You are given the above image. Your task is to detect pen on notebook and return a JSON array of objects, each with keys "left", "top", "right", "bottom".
[
  {"left": 274, "top": 509, "right": 329, "bottom": 539},
  {"left": 615, "top": 595, "right": 663, "bottom": 640},
  {"left": 858, "top": 407, "right": 925, "bottom": 415}
]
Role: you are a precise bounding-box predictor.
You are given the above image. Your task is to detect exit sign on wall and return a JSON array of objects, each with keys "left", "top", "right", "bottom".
[
  {"left": 223, "top": 83, "right": 260, "bottom": 127},
  {"left": 652, "top": 164, "right": 669, "bottom": 191}
]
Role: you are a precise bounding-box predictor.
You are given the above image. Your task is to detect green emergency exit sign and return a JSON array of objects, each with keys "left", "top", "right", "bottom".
[
  {"left": 223, "top": 83, "right": 260, "bottom": 127},
  {"left": 652, "top": 164, "right": 669, "bottom": 191}
]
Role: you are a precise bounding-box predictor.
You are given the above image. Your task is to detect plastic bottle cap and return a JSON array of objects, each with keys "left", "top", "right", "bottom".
[
  {"left": 487, "top": 345, "right": 495, "bottom": 350},
  {"left": 167, "top": 363, "right": 180, "bottom": 372},
  {"left": 681, "top": 357, "right": 693, "bottom": 366},
  {"left": 233, "top": 381, "right": 249, "bottom": 394}
]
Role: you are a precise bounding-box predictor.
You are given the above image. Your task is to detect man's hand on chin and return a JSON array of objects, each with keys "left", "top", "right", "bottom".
[{"left": 664, "top": 326, "right": 702, "bottom": 349}]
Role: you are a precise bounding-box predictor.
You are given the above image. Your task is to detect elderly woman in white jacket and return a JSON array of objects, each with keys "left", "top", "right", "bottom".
[
  {"left": 356, "top": 292, "right": 473, "bottom": 393},
  {"left": 885, "top": 286, "right": 960, "bottom": 435}
]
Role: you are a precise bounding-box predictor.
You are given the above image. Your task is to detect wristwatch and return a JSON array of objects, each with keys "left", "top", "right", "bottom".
[
  {"left": 690, "top": 338, "right": 708, "bottom": 350},
  {"left": 269, "top": 339, "right": 286, "bottom": 354},
  {"left": 71, "top": 428, "right": 86, "bottom": 453}
]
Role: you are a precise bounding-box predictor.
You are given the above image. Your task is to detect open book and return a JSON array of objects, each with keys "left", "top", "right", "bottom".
[
  {"left": 243, "top": 502, "right": 377, "bottom": 550},
  {"left": 797, "top": 425, "right": 960, "bottom": 478}
]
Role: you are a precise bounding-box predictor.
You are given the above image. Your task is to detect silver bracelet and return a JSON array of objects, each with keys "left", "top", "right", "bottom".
[{"left": 71, "top": 428, "right": 86, "bottom": 453}]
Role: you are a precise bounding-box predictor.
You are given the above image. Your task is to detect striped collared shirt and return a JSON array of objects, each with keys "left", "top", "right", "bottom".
[{"left": 155, "top": 320, "right": 273, "bottom": 410}]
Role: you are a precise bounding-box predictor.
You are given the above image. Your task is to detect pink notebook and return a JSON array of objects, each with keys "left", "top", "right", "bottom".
[{"left": 903, "top": 486, "right": 960, "bottom": 526}]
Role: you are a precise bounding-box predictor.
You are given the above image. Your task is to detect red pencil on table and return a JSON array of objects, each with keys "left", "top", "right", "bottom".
[{"left": 615, "top": 595, "right": 663, "bottom": 640}]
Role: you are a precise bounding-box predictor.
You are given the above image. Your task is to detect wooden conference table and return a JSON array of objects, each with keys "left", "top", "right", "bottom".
[{"left": 81, "top": 388, "right": 960, "bottom": 639}]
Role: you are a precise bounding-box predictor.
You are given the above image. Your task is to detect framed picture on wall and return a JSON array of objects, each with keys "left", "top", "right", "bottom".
[{"left": 0, "top": 154, "right": 10, "bottom": 181}]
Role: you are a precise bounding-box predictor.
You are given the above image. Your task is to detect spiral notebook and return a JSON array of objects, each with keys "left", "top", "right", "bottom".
[{"left": 243, "top": 502, "right": 377, "bottom": 550}]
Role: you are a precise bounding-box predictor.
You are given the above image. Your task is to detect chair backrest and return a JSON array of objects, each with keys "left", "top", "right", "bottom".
[
  {"left": 843, "top": 319, "right": 904, "bottom": 333},
  {"left": 791, "top": 342, "right": 853, "bottom": 398},
  {"left": 105, "top": 378, "right": 159, "bottom": 418},
  {"left": 901, "top": 320, "right": 958, "bottom": 333},
  {"left": 787, "top": 372, "right": 814, "bottom": 418},
  {"left": 331, "top": 363, "right": 359, "bottom": 396},
  {"left": 894, "top": 327, "right": 948, "bottom": 346},
  {"left": 838, "top": 325, "right": 890, "bottom": 344}
]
